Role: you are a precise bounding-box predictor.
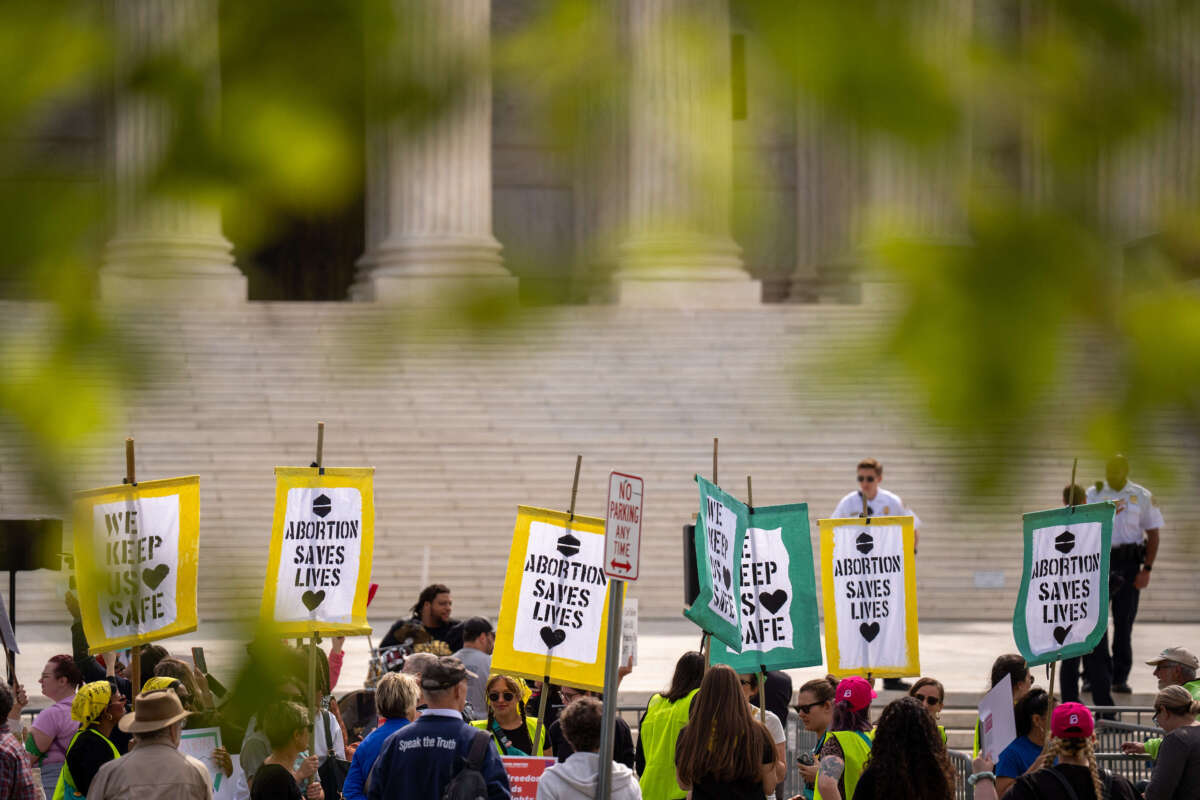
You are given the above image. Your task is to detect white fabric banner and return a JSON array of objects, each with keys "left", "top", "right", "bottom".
[
  {"left": 740, "top": 526, "right": 794, "bottom": 651},
  {"left": 92, "top": 494, "right": 181, "bottom": 641},
  {"left": 829, "top": 522, "right": 908, "bottom": 672},
  {"left": 1022, "top": 521, "right": 1104, "bottom": 656},
  {"left": 273, "top": 487, "right": 364, "bottom": 624}
]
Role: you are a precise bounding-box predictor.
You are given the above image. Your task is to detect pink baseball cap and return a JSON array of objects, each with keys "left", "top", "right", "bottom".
[
  {"left": 1051, "top": 702, "right": 1095, "bottom": 739},
  {"left": 835, "top": 676, "right": 877, "bottom": 712}
]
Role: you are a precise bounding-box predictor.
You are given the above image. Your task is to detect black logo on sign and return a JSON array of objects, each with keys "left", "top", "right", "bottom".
[
  {"left": 302, "top": 590, "right": 326, "bottom": 611},
  {"left": 759, "top": 590, "right": 788, "bottom": 615},
  {"left": 1053, "top": 625, "right": 1073, "bottom": 645},
  {"left": 1055, "top": 531, "right": 1075, "bottom": 554},
  {"left": 856, "top": 532, "right": 874, "bottom": 555},
  {"left": 540, "top": 626, "right": 567, "bottom": 648},
  {"left": 557, "top": 533, "right": 580, "bottom": 558},
  {"left": 313, "top": 494, "right": 332, "bottom": 518},
  {"left": 860, "top": 621, "right": 881, "bottom": 642}
]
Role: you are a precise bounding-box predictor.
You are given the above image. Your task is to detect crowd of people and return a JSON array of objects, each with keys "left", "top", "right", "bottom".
[{"left": 0, "top": 452, "right": 1187, "bottom": 799}]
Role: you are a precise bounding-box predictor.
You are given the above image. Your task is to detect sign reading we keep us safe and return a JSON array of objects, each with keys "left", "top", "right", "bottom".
[
  {"left": 72, "top": 476, "right": 200, "bottom": 654},
  {"left": 491, "top": 506, "right": 625, "bottom": 691},
  {"left": 261, "top": 467, "right": 375, "bottom": 636},
  {"left": 684, "top": 476, "right": 747, "bottom": 651},
  {"left": 1013, "top": 502, "right": 1112, "bottom": 667},
  {"left": 819, "top": 516, "right": 919, "bottom": 678},
  {"left": 712, "top": 502, "right": 822, "bottom": 672}
]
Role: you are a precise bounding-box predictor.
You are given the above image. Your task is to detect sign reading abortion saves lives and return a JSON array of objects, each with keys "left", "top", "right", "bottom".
[
  {"left": 819, "top": 516, "right": 919, "bottom": 678},
  {"left": 1013, "top": 502, "right": 1113, "bottom": 666},
  {"left": 262, "top": 467, "right": 375, "bottom": 636},
  {"left": 72, "top": 476, "right": 201, "bottom": 654},
  {"left": 492, "top": 506, "right": 624, "bottom": 691}
]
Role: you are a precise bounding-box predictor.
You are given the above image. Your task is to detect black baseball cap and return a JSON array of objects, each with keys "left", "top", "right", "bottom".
[
  {"left": 420, "top": 656, "right": 476, "bottom": 691},
  {"left": 461, "top": 617, "right": 494, "bottom": 639}
]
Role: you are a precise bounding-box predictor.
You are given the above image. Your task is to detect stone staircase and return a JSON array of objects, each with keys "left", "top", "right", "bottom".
[{"left": 1, "top": 301, "right": 1196, "bottom": 632}]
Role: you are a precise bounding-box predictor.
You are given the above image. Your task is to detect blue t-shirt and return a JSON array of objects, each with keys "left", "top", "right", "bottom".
[
  {"left": 342, "top": 716, "right": 408, "bottom": 800},
  {"left": 996, "top": 735, "right": 1042, "bottom": 779}
]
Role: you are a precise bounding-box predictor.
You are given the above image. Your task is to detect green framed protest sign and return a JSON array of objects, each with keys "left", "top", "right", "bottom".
[
  {"left": 711, "top": 502, "right": 822, "bottom": 672},
  {"left": 1013, "top": 501, "right": 1113, "bottom": 667},
  {"left": 684, "top": 476, "right": 748, "bottom": 651}
]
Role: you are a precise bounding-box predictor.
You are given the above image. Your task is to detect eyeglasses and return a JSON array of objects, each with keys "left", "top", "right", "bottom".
[
  {"left": 1153, "top": 710, "right": 1162, "bottom": 725},
  {"left": 916, "top": 694, "right": 941, "bottom": 707},
  {"left": 489, "top": 692, "right": 515, "bottom": 703},
  {"left": 796, "top": 701, "right": 824, "bottom": 714},
  {"left": 857, "top": 475, "right": 876, "bottom": 483}
]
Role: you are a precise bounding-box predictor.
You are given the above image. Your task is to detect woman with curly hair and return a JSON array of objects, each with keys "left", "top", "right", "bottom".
[
  {"left": 1006, "top": 703, "right": 1137, "bottom": 800},
  {"left": 674, "top": 665, "right": 776, "bottom": 800},
  {"left": 470, "top": 674, "right": 547, "bottom": 756},
  {"left": 817, "top": 696, "right": 954, "bottom": 800}
]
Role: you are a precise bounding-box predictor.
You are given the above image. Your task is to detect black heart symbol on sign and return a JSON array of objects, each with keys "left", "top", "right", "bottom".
[
  {"left": 540, "top": 626, "right": 567, "bottom": 648},
  {"left": 759, "top": 590, "right": 788, "bottom": 615},
  {"left": 856, "top": 532, "right": 874, "bottom": 555},
  {"left": 302, "top": 590, "right": 326, "bottom": 611},
  {"left": 722, "top": 567, "right": 732, "bottom": 589},
  {"left": 1053, "top": 625, "right": 1073, "bottom": 645},
  {"left": 142, "top": 564, "right": 170, "bottom": 590},
  {"left": 1055, "top": 531, "right": 1075, "bottom": 554},
  {"left": 860, "top": 621, "right": 881, "bottom": 642}
]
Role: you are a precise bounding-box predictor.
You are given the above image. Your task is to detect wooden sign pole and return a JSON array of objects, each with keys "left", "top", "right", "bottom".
[
  {"left": 1044, "top": 458, "right": 1077, "bottom": 743},
  {"left": 533, "top": 454, "right": 583, "bottom": 756},
  {"left": 308, "top": 423, "right": 325, "bottom": 725},
  {"left": 125, "top": 437, "right": 142, "bottom": 696},
  {"left": 746, "top": 475, "right": 766, "bottom": 723}
]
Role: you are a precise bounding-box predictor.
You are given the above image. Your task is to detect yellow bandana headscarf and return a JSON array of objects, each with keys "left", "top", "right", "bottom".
[
  {"left": 142, "top": 676, "right": 179, "bottom": 694},
  {"left": 487, "top": 674, "right": 533, "bottom": 705},
  {"left": 71, "top": 681, "right": 113, "bottom": 726}
]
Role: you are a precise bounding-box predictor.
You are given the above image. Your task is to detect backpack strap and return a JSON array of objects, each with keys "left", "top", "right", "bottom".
[
  {"left": 466, "top": 728, "right": 492, "bottom": 770},
  {"left": 323, "top": 706, "right": 335, "bottom": 752},
  {"left": 1044, "top": 767, "right": 1082, "bottom": 800}
]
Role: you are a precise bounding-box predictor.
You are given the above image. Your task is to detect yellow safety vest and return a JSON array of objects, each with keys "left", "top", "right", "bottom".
[
  {"left": 53, "top": 728, "right": 120, "bottom": 800},
  {"left": 470, "top": 716, "right": 547, "bottom": 757},
  {"left": 814, "top": 730, "right": 872, "bottom": 800},
  {"left": 638, "top": 690, "right": 698, "bottom": 800}
]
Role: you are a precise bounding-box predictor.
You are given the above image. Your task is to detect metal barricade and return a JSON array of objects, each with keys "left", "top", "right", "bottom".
[{"left": 947, "top": 749, "right": 974, "bottom": 800}]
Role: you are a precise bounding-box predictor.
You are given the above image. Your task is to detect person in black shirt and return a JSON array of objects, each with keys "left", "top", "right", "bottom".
[
  {"left": 60, "top": 679, "right": 127, "bottom": 797},
  {"left": 1005, "top": 703, "right": 1137, "bottom": 800},
  {"left": 252, "top": 701, "right": 323, "bottom": 800},
  {"left": 379, "top": 583, "right": 462, "bottom": 653},
  {"left": 831, "top": 696, "right": 954, "bottom": 800}
]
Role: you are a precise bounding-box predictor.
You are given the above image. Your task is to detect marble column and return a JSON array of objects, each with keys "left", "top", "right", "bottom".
[
  {"left": 101, "top": 0, "right": 245, "bottom": 304},
  {"left": 615, "top": 0, "right": 759, "bottom": 307},
  {"left": 351, "top": 0, "right": 515, "bottom": 304}
]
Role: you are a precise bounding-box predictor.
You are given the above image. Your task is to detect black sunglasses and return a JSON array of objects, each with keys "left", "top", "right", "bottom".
[
  {"left": 916, "top": 694, "right": 941, "bottom": 706},
  {"left": 857, "top": 475, "right": 877, "bottom": 483},
  {"left": 489, "top": 691, "right": 515, "bottom": 703},
  {"left": 796, "top": 701, "right": 825, "bottom": 714}
]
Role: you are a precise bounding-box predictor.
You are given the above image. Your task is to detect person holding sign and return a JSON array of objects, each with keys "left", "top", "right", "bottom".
[
  {"left": 994, "top": 688, "right": 1049, "bottom": 797},
  {"left": 674, "top": 665, "right": 778, "bottom": 800},
  {"left": 55, "top": 679, "right": 127, "bottom": 798},
  {"left": 251, "top": 701, "right": 323, "bottom": 800},
  {"left": 470, "top": 674, "right": 547, "bottom": 756},
  {"left": 5, "top": 654, "right": 83, "bottom": 798},
  {"left": 1006, "top": 704, "right": 1138, "bottom": 800},
  {"left": 635, "top": 651, "right": 704, "bottom": 800},
  {"left": 1086, "top": 454, "right": 1164, "bottom": 694}
]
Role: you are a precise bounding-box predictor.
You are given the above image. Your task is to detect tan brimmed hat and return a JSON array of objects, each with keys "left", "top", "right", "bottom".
[
  {"left": 118, "top": 689, "right": 192, "bottom": 734},
  {"left": 1146, "top": 647, "right": 1199, "bottom": 671}
]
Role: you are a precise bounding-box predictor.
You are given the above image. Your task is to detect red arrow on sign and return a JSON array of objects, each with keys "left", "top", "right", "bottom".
[{"left": 610, "top": 559, "right": 631, "bottom": 572}]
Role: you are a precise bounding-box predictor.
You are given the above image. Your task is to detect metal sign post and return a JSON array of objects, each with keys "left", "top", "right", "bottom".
[{"left": 598, "top": 470, "right": 643, "bottom": 799}]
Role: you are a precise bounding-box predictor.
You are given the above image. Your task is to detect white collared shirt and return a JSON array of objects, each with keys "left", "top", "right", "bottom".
[
  {"left": 832, "top": 488, "right": 921, "bottom": 530},
  {"left": 1087, "top": 480, "right": 1164, "bottom": 546}
]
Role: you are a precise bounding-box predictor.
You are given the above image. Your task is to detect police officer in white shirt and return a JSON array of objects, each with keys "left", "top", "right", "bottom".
[
  {"left": 1086, "top": 454, "right": 1164, "bottom": 693},
  {"left": 832, "top": 457, "right": 921, "bottom": 690}
]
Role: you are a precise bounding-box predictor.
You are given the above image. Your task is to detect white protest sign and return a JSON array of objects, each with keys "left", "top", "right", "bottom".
[
  {"left": 620, "top": 598, "right": 638, "bottom": 667},
  {"left": 604, "top": 472, "right": 643, "bottom": 581},
  {"left": 179, "top": 726, "right": 227, "bottom": 796},
  {"left": 1013, "top": 503, "right": 1113, "bottom": 666},
  {"left": 819, "top": 517, "right": 919, "bottom": 678},
  {"left": 977, "top": 675, "right": 1017, "bottom": 760}
]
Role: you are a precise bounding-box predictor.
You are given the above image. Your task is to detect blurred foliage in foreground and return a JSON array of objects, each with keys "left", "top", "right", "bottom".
[{"left": 0, "top": 0, "right": 1199, "bottom": 504}]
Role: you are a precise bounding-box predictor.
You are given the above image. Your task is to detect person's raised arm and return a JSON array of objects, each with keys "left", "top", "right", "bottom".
[{"left": 971, "top": 756, "right": 999, "bottom": 800}]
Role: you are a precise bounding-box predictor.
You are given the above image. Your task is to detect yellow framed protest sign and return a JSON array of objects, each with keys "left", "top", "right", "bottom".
[
  {"left": 819, "top": 515, "right": 919, "bottom": 679},
  {"left": 72, "top": 476, "right": 201, "bottom": 655},
  {"left": 491, "top": 506, "right": 625, "bottom": 691},
  {"left": 261, "top": 467, "right": 375, "bottom": 637}
]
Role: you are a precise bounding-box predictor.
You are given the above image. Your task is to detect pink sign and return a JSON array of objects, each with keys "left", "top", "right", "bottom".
[{"left": 501, "top": 756, "right": 557, "bottom": 799}]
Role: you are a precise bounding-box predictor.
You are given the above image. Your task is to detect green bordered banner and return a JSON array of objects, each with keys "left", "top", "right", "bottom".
[
  {"left": 711, "top": 502, "right": 822, "bottom": 672},
  {"left": 684, "top": 476, "right": 748, "bottom": 651},
  {"left": 1013, "top": 502, "right": 1113, "bottom": 667}
]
